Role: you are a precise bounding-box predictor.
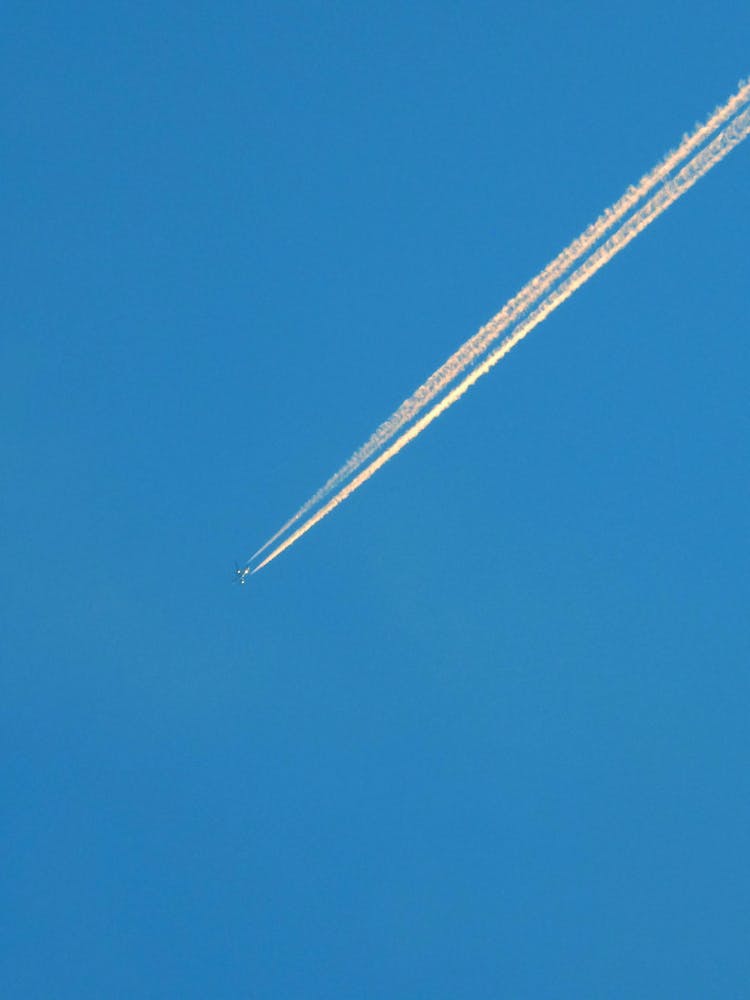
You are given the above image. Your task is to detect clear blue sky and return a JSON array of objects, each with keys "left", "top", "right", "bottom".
[{"left": 3, "top": 3, "right": 749, "bottom": 997}]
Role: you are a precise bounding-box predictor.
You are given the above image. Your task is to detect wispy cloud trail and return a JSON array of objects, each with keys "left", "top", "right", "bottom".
[
  {"left": 249, "top": 81, "right": 750, "bottom": 565},
  {"left": 253, "top": 104, "right": 750, "bottom": 574}
]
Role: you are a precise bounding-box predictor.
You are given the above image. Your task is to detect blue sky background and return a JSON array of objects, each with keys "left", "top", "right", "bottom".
[{"left": 2, "top": 3, "right": 749, "bottom": 997}]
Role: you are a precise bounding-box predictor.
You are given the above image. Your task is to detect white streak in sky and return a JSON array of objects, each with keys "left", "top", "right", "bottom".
[{"left": 250, "top": 86, "right": 750, "bottom": 574}]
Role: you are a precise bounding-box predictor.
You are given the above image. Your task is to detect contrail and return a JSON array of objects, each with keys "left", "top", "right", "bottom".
[
  {"left": 248, "top": 80, "right": 750, "bottom": 565},
  {"left": 251, "top": 100, "right": 750, "bottom": 575}
]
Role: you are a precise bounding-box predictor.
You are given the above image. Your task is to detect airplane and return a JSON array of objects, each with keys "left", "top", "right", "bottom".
[{"left": 234, "top": 563, "right": 251, "bottom": 585}]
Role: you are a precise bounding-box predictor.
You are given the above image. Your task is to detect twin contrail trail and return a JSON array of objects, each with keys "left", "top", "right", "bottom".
[{"left": 249, "top": 82, "right": 750, "bottom": 575}]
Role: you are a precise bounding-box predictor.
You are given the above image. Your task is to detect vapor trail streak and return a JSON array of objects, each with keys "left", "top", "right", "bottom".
[
  {"left": 252, "top": 103, "right": 750, "bottom": 575},
  {"left": 249, "top": 80, "right": 750, "bottom": 564}
]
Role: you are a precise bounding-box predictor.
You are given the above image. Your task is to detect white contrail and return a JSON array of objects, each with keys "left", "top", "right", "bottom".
[
  {"left": 251, "top": 101, "right": 750, "bottom": 575},
  {"left": 248, "top": 79, "right": 750, "bottom": 565}
]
